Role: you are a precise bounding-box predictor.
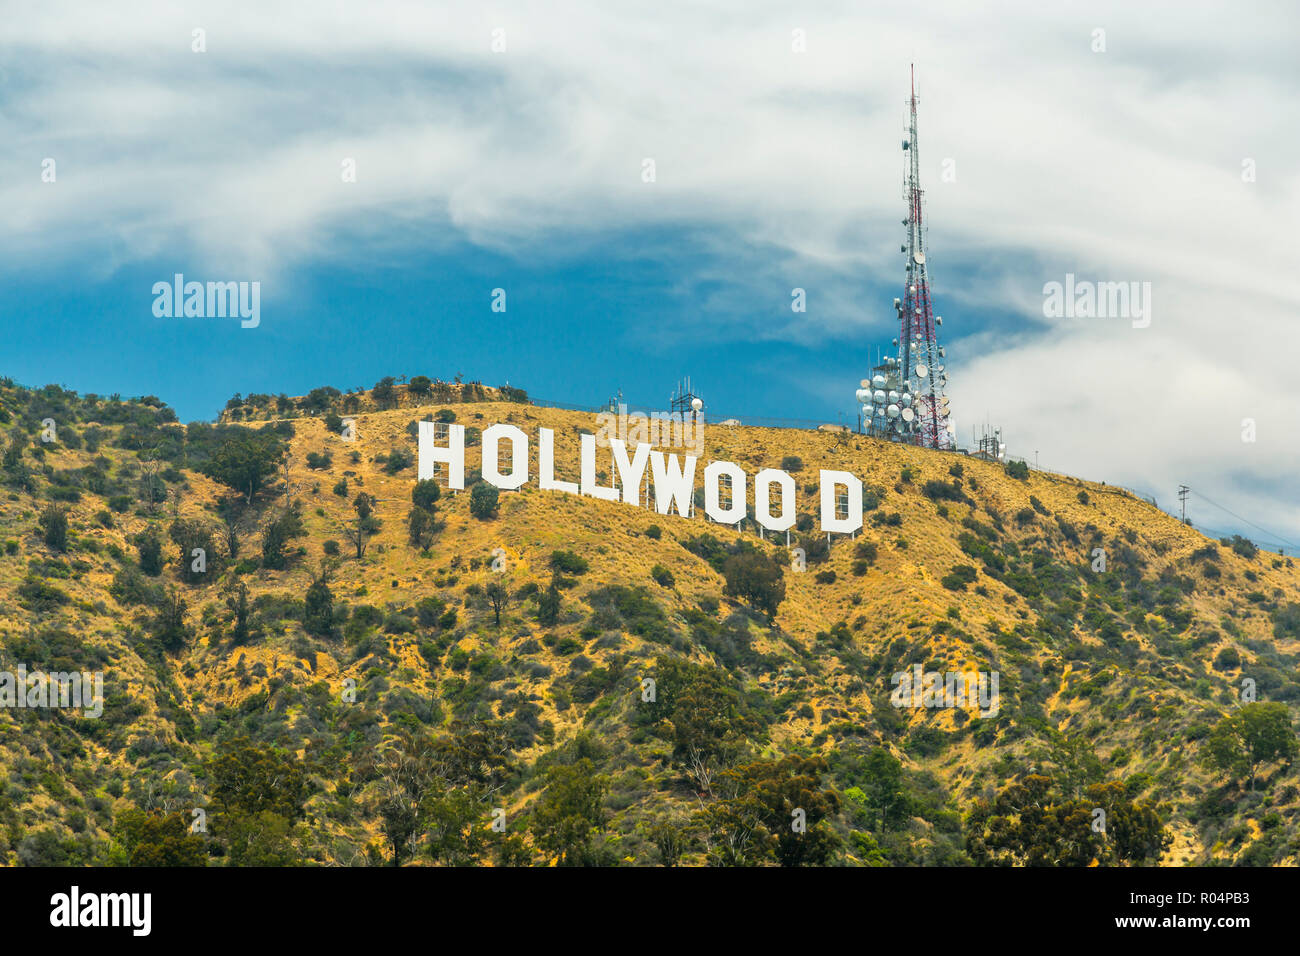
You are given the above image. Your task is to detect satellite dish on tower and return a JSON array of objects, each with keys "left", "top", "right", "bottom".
[
  {"left": 901, "top": 407, "right": 915, "bottom": 422},
  {"left": 691, "top": 397, "right": 703, "bottom": 412},
  {"left": 916, "top": 364, "right": 928, "bottom": 378},
  {"left": 914, "top": 252, "right": 925, "bottom": 264}
]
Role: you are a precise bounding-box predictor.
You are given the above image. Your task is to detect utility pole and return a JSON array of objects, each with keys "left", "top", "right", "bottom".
[{"left": 1178, "top": 485, "right": 1189, "bottom": 524}]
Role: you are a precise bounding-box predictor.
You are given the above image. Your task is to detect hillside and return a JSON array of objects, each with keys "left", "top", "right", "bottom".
[{"left": 2, "top": 376, "right": 1299, "bottom": 867}]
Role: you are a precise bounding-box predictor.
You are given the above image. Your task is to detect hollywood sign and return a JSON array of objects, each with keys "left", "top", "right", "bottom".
[{"left": 418, "top": 422, "right": 864, "bottom": 534}]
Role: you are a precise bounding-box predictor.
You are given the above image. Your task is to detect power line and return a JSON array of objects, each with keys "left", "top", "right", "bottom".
[{"left": 1188, "top": 488, "right": 1300, "bottom": 551}]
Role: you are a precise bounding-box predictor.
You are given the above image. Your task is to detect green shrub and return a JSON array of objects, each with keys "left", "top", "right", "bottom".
[
  {"left": 550, "top": 550, "right": 590, "bottom": 575},
  {"left": 854, "top": 539, "right": 878, "bottom": 564},
  {"left": 383, "top": 447, "right": 413, "bottom": 475},
  {"left": 722, "top": 550, "right": 786, "bottom": 618},
  {"left": 137, "top": 529, "right": 164, "bottom": 576},
  {"left": 1213, "top": 646, "right": 1241, "bottom": 670},
  {"left": 412, "top": 479, "right": 441, "bottom": 511},
  {"left": 38, "top": 504, "right": 69, "bottom": 552},
  {"left": 921, "top": 479, "right": 965, "bottom": 502},
  {"left": 941, "top": 565, "right": 978, "bottom": 591},
  {"left": 469, "top": 481, "right": 499, "bottom": 519},
  {"left": 1230, "top": 535, "right": 1258, "bottom": 559}
]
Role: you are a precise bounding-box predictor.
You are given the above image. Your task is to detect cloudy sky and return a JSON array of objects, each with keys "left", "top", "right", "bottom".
[{"left": 2, "top": 0, "right": 1298, "bottom": 546}]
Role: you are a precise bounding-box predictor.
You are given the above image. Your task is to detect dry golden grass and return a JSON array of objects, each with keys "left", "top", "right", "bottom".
[{"left": 2, "top": 390, "right": 1298, "bottom": 865}]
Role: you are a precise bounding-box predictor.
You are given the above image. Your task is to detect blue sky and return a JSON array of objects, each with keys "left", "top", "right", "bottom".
[
  {"left": 3, "top": 0, "right": 1299, "bottom": 546},
  {"left": 1, "top": 226, "right": 917, "bottom": 425}
]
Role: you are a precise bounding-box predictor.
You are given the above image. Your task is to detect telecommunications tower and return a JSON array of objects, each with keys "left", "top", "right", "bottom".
[{"left": 858, "top": 66, "right": 955, "bottom": 449}]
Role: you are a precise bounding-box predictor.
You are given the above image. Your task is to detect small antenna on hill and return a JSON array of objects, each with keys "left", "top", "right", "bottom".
[{"left": 670, "top": 378, "right": 703, "bottom": 418}]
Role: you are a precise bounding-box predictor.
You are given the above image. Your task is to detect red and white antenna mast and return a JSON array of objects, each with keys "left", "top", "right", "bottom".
[
  {"left": 895, "top": 65, "right": 953, "bottom": 449},
  {"left": 857, "top": 67, "right": 954, "bottom": 447}
]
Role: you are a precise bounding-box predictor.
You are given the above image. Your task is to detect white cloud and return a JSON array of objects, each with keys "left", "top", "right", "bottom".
[{"left": 3, "top": 0, "right": 1299, "bottom": 540}]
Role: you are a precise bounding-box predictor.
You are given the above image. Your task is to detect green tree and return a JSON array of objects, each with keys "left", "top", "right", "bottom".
[
  {"left": 151, "top": 587, "right": 192, "bottom": 652},
  {"left": 412, "top": 479, "right": 441, "bottom": 511},
  {"left": 537, "top": 572, "right": 562, "bottom": 626},
  {"left": 372, "top": 376, "right": 398, "bottom": 408},
  {"left": 216, "top": 498, "right": 244, "bottom": 559},
  {"left": 371, "top": 734, "right": 431, "bottom": 866},
  {"left": 261, "top": 505, "right": 305, "bottom": 570},
  {"left": 1046, "top": 735, "right": 1105, "bottom": 799},
  {"left": 469, "top": 481, "right": 499, "bottom": 519},
  {"left": 722, "top": 550, "right": 786, "bottom": 619},
  {"left": 344, "top": 492, "right": 382, "bottom": 559},
  {"left": 303, "top": 569, "right": 335, "bottom": 638},
  {"left": 530, "top": 758, "right": 608, "bottom": 866},
  {"left": 1201, "top": 702, "right": 1298, "bottom": 790},
  {"left": 223, "top": 810, "right": 299, "bottom": 866},
  {"left": 698, "top": 755, "right": 842, "bottom": 867},
  {"left": 651, "top": 656, "right": 763, "bottom": 797},
  {"left": 854, "top": 747, "right": 911, "bottom": 833},
  {"left": 38, "top": 504, "right": 68, "bottom": 552},
  {"left": 643, "top": 815, "right": 694, "bottom": 867},
  {"left": 1087, "top": 781, "right": 1171, "bottom": 865},
  {"left": 112, "top": 809, "right": 206, "bottom": 867},
  {"left": 226, "top": 581, "right": 255, "bottom": 646},
  {"left": 1005, "top": 459, "right": 1030, "bottom": 480},
  {"left": 136, "top": 527, "right": 164, "bottom": 576},
  {"left": 408, "top": 504, "right": 437, "bottom": 550},
  {"left": 367, "top": 726, "right": 511, "bottom": 866},
  {"left": 423, "top": 789, "right": 490, "bottom": 866},
  {"left": 484, "top": 579, "right": 509, "bottom": 626},
  {"left": 168, "top": 517, "right": 218, "bottom": 584},
  {"left": 201, "top": 431, "right": 285, "bottom": 504},
  {"left": 966, "top": 773, "right": 1170, "bottom": 866},
  {"left": 966, "top": 774, "right": 1103, "bottom": 866},
  {"left": 205, "top": 739, "right": 311, "bottom": 822}
]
